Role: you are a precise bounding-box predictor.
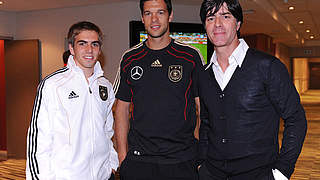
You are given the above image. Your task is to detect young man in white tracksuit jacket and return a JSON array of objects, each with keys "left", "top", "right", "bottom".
[{"left": 26, "top": 21, "right": 118, "bottom": 180}]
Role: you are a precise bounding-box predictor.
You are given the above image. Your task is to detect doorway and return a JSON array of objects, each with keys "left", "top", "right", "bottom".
[{"left": 309, "top": 63, "right": 320, "bottom": 89}]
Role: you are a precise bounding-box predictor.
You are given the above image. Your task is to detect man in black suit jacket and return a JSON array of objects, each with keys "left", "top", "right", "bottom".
[{"left": 197, "top": 0, "right": 307, "bottom": 179}]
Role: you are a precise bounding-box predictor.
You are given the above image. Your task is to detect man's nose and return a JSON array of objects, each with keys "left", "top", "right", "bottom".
[
  {"left": 86, "top": 44, "right": 93, "bottom": 52},
  {"left": 151, "top": 13, "right": 158, "bottom": 22},
  {"left": 214, "top": 17, "right": 222, "bottom": 27}
]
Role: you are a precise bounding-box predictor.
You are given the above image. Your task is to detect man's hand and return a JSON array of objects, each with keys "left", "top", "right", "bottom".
[{"left": 118, "top": 153, "right": 126, "bottom": 166}]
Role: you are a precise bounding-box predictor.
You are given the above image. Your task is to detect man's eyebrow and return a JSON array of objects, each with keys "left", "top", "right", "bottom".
[
  {"left": 206, "top": 11, "right": 231, "bottom": 17},
  {"left": 76, "top": 40, "right": 88, "bottom": 43},
  {"left": 220, "top": 12, "right": 232, "bottom": 15},
  {"left": 144, "top": 8, "right": 167, "bottom": 13},
  {"left": 92, "top": 41, "right": 101, "bottom": 44},
  {"left": 76, "top": 40, "right": 100, "bottom": 45}
]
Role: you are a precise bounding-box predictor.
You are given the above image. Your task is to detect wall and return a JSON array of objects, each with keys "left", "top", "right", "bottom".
[
  {"left": 14, "top": 1, "right": 202, "bottom": 82},
  {"left": 243, "top": 33, "right": 275, "bottom": 56},
  {"left": 15, "top": 2, "right": 137, "bottom": 82},
  {"left": 308, "top": 58, "right": 320, "bottom": 63},
  {"left": 293, "top": 58, "right": 309, "bottom": 94},
  {"left": 171, "top": 4, "right": 202, "bottom": 23},
  {"left": 0, "top": 11, "right": 16, "bottom": 37},
  {"left": 275, "top": 43, "right": 291, "bottom": 75},
  {"left": 0, "top": 40, "right": 6, "bottom": 151},
  {"left": 290, "top": 46, "right": 320, "bottom": 58}
]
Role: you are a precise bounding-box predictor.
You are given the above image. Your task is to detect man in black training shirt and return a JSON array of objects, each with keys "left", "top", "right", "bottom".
[
  {"left": 198, "top": 0, "right": 307, "bottom": 179},
  {"left": 113, "top": 0, "right": 204, "bottom": 179}
]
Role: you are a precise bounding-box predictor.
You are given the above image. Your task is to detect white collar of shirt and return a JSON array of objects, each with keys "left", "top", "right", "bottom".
[
  {"left": 67, "top": 55, "right": 104, "bottom": 84},
  {"left": 208, "top": 39, "right": 249, "bottom": 90},
  {"left": 207, "top": 39, "right": 249, "bottom": 69}
]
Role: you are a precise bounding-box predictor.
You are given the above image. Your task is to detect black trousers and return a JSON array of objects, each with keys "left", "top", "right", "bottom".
[
  {"left": 109, "top": 173, "right": 115, "bottom": 180},
  {"left": 198, "top": 162, "right": 275, "bottom": 180},
  {"left": 119, "top": 158, "right": 198, "bottom": 180}
]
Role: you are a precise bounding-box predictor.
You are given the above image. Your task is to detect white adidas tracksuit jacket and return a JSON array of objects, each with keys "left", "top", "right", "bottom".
[{"left": 26, "top": 56, "right": 119, "bottom": 180}]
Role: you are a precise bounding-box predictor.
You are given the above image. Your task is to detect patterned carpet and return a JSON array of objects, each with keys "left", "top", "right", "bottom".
[
  {"left": 0, "top": 91, "right": 319, "bottom": 180},
  {"left": 0, "top": 159, "right": 26, "bottom": 180},
  {"left": 289, "top": 105, "right": 320, "bottom": 180}
]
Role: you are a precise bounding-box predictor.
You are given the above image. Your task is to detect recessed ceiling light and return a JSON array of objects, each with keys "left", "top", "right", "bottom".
[
  {"left": 0, "top": 1, "right": 3, "bottom": 5},
  {"left": 306, "top": 29, "right": 311, "bottom": 33},
  {"left": 299, "top": 20, "right": 304, "bottom": 24},
  {"left": 310, "top": 35, "right": 315, "bottom": 39},
  {"left": 288, "top": 6, "right": 295, "bottom": 10}
]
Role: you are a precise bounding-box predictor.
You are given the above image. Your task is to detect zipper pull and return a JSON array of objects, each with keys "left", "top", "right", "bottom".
[{"left": 89, "top": 87, "right": 92, "bottom": 94}]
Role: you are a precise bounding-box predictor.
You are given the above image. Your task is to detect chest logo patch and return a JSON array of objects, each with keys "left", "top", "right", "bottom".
[
  {"left": 68, "top": 91, "right": 79, "bottom": 99},
  {"left": 168, "top": 65, "right": 183, "bottom": 82},
  {"left": 131, "top": 66, "right": 143, "bottom": 80},
  {"left": 151, "top": 59, "right": 162, "bottom": 67},
  {"left": 99, "top": 86, "right": 108, "bottom": 101}
]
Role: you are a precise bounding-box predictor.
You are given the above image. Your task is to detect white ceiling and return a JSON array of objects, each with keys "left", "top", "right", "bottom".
[
  {"left": 239, "top": 0, "right": 320, "bottom": 47},
  {"left": 0, "top": 0, "right": 319, "bottom": 47}
]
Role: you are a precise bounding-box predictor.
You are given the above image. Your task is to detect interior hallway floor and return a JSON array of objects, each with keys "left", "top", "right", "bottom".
[{"left": 0, "top": 90, "right": 320, "bottom": 180}]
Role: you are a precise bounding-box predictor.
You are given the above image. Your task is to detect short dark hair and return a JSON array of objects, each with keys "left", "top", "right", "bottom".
[
  {"left": 200, "top": 0, "right": 243, "bottom": 37},
  {"left": 62, "top": 50, "right": 71, "bottom": 65},
  {"left": 67, "top": 21, "right": 103, "bottom": 47},
  {"left": 140, "top": 0, "right": 172, "bottom": 16}
]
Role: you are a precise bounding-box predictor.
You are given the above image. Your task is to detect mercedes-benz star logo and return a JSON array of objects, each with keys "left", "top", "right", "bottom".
[{"left": 131, "top": 66, "right": 143, "bottom": 80}]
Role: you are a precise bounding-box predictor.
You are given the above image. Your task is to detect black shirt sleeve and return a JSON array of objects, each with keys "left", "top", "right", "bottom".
[
  {"left": 192, "top": 49, "right": 205, "bottom": 98},
  {"left": 198, "top": 97, "right": 210, "bottom": 165},
  {"left": 267, "top": 58, "right": 307, "bottom": 178},
  {"left": 115, "top": 55, "right": 132, "bottom": 102}
]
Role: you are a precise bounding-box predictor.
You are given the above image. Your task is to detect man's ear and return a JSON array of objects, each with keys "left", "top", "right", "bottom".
[
  {"left": 69, "top": 44, "right": 75, "bottom": 55},
  {"left": 236, "top": 21, "right": 241, "bottom": 31},
  {"left": 169, "top": 11, "right": 173, "bottom": 22}
]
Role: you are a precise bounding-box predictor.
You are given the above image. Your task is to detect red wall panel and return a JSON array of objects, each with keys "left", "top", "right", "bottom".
[{"left": 0, "top": 40, "right": 6, "bottom": 150}]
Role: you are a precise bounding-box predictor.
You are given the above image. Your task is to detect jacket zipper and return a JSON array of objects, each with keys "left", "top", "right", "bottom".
[
  {"left": 88, "top": 78, "right": 98, "bottom": 180},
  {"left": 88, "top": 85, "right": 95, "bottom": 180}
]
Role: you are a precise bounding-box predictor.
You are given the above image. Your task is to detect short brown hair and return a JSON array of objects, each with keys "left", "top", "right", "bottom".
[{"left": 67, "top": 21, "right": 103, "bottom": 47}]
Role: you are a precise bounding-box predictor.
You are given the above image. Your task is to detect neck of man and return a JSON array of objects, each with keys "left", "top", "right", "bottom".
[
  {"left": 77, "top": 66, "right": 94, "bottom": 84},
  {"left": 146, "top": 33, "right": 171, "bottom": 50},
  {"left": 215, "top": 39, "right": 240, "bottom": 72},
  {"left": 82, "top": 69, "right": 94, "bottom": 84},
  {"left": 73, "top": 57, "right": 96, "bottom": 84}
]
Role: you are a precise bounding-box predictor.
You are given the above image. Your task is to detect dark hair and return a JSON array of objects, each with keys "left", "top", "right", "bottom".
[
  {"left": 200, "top": 0, "right": 243, "bottom": 37},
  {"left": 67, "top": 21, "right": 103, "bottom": 47},
  {"left": 140, "top": 0, "right": 172, "bottom": 15},
  {"left": 62, "top": 50, "right": 71, "bottom": 65}
]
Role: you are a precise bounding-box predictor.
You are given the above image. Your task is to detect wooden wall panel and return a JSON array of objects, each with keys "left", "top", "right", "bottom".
[
  {"left": 4, "top": 40, "right": 40, "bottom": 158},
  {"left": 243, "top": 33, "right": 275, "bottom": 56},
  {"left": 0, "top": 40, "right": 6, "bottom": 151}
]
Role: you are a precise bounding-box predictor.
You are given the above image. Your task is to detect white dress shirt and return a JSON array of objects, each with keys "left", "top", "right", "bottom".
[
  {"left": 207, "top": 39, "right": 288, "bottom": 180},
  {"left": 208, "top": 39, "right": 248, "bottom": 90}
]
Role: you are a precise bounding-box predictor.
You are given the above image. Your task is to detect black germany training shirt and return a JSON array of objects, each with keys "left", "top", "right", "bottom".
[{"left": 114, "top": 39, "right": 204, "bottom": 163}]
